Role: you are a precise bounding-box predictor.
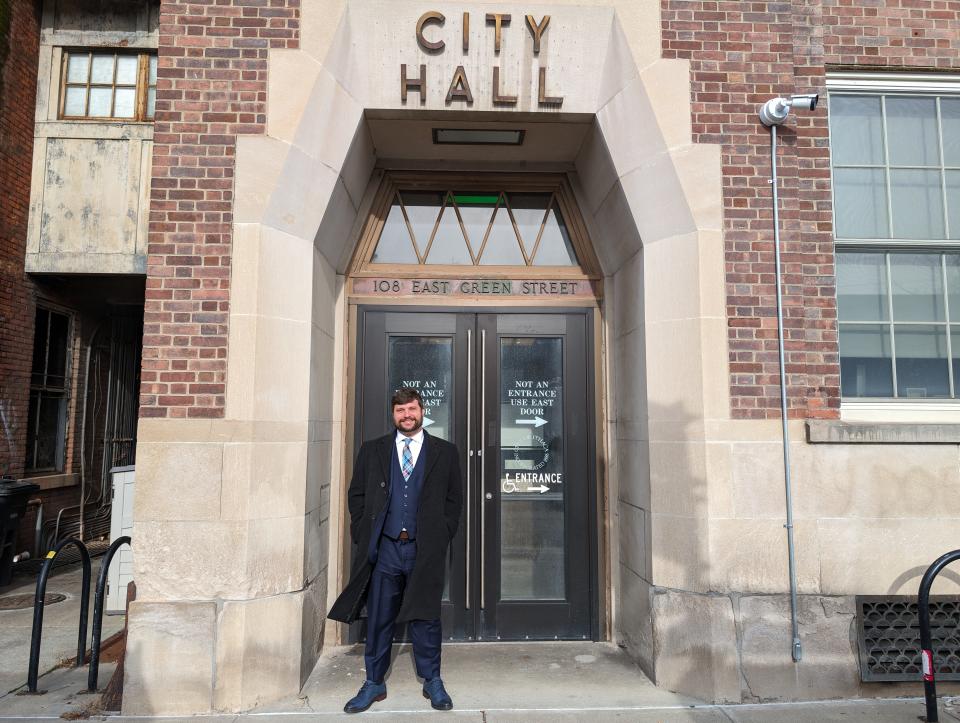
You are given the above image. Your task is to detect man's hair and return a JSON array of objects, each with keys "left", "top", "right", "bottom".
[{"left": 391, "top": 387, "right": 423, "bottom": 409}]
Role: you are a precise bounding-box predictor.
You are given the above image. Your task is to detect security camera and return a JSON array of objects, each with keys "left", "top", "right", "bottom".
[
  {"left": 758, "top": 93, "right": 820, "bottom": 126},
  {"left": 789, "top": 94, "right": 819, "bottom": 111}
]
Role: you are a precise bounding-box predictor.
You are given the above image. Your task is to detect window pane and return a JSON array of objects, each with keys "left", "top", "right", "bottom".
[
  {"left": 952, "top": 328, "right": 960, "bottom": 398},
  {"left": 88, "top": 86, "right": 113, "bottom": 116},
  {"left": 895, "top": 324, "right": 950, "bottom": 398},
  {"left": 371, "top": 200, "right": 417, "bottom": 263},
  {"left": 833, "top": 167, "right": 888, "bottom": 238},
  {"left": 46, "top": 311, "right": 69, "bottom": 389},
  {"left": 890, "top": 253, "right": 944, "bottom": 321},
  {"left": 839, "top": 324, "right": 893, "bottom": 397},
  {"left": 947, "top": 170, "right": 960, "bottom": 241},
  {"left": 886, "top": 97, "right": 939, "bottom": 167},
  {"left": 113, "top": 87, "right": 136, "bottom": 118},
  {"left": 146, "top": 87, "right": 156, "bottom": 119},
  {"left": 890, "top": 169, "right": 945, "bottom": 239},
  {"left": 426, "top": 201, "right": 473, "bottom": 265},
  {"left": 26, "top": 392, "right": 65, "bottom": 471},
  {"left": 64, "top": 87, "right": 87, "bottom": 116},
  {"left": 947, "top": 255, "right": 960, "bottom": 321},
  {"left": 387, "top": 336, "right": 452, "bottom": 441},
  {"left": 830, "top": 95, "right": 884, "bottom": 165},
  {"left": 534, "top": 203, "right": 577, "bottom": 265},
  {"left": 499, "top": 336, "right": 565, "bottom": 600},
  {"left": 66, "top": 53, "right": 89, "bottom": 84},
  {"left": 400, "top": 191, "right": 442, "bottom": 250},
  {"left": 453, "top": 193, "right": 497, "bottom": 250},
  {"left": 90, "top": 53, "right": 115, "bottom": 84},
  {"left": 115, "top": 55, "right": 138, "bottom": 85},
  {"left": 149, "top": 55, "right": 158, "bottom": 85},
  {"left": 943, "top": 99, "right": 960, "bottom": 167},
  {"left": 480, "top": 204, "right": 526, "bottom": 265},
  {"left": 30, "top": 308, "right": 49, "bottom": 383},
  {"left": 508, "top": 193, "right": 551, "bottom": 256},
  {"left": 837, "top": 252, "right": 888, "bottom": 321}
]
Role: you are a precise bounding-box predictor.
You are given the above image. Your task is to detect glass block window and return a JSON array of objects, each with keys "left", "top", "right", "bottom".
[
  {"left": 371, "top": 191, "right": 579, "bottom": 267},
  {"left": 61, "top": 50, "right": 158, "bottom": 121},
  {"left": 837, "top": 250, "right": 960, "bottom": 399},
  {"left": 25, "top": 307, "right": 72, "bottom": 473},
  {"left": 829, "top": 93, "right": 960, "bottom": 240}
]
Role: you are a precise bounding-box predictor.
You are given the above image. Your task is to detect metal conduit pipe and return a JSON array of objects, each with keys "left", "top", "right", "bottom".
[{"left": 759, "top": 92, "right": 819, "bottom": 663}]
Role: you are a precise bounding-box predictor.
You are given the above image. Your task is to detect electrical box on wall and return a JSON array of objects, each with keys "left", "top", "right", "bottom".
[{"left": 107, "top": 465, "right": 135, "bottom": 613}]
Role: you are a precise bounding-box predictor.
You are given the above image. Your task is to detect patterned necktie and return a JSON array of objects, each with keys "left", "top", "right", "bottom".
[{"left": 401, "top": 438, "right": 413, "bottom": 480}]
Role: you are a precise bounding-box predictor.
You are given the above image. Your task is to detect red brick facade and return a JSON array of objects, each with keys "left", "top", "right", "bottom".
[
  {"left": 0, "top": 0, "right": 40, "bottom": 475},
  {"left": 142, "top": 0, "right": 300, "bottom": 419},
  {"left": 662, "top": 0, "right": 960, "bottom": 420}
]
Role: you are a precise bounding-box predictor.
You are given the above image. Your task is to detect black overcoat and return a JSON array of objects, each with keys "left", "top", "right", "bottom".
[{"left": 327, "top": 430, "right": 462, "bottom": 624}]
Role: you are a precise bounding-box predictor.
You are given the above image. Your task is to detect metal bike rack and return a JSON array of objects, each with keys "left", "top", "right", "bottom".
[
  {"left": 87, "top": 535, "right": 131, "bottom": 692},
  {"left": 918, "top": 549, "right": 960, "bottom": 722},
  {"left": 27, "top": 538, "right": 91, "bottom": 693}
]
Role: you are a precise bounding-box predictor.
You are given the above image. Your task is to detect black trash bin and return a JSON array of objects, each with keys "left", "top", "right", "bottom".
[{"left": 0, "top": 477, "right": 40, "bottom": 586}]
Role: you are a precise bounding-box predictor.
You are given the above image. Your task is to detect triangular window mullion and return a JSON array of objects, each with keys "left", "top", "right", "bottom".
[
  {"left": 527, "top": 192, "right": 557, "bottom": 263},
  {"left": 419, "top": 196, "right": 446, "bottom": 262},
  {"left": 475, "top": 192, "right": 506, "bottom": 262},
  {"left": 449, "top": 192, "right": 478, "bottom": 264},
  {"left": 396, "top": 192, "right": 425, "bottom": 263},
  {"left": 501, "top": 193, "right": 532, "bottom": 265}
]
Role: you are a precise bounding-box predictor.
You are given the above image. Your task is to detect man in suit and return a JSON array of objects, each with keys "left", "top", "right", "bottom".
[{"left": 328, "top": 387, "right": 463, "bottom": 714}]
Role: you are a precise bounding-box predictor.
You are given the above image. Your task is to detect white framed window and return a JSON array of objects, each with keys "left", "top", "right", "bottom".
[
  {"left": 829, "top": 73, "right": 960, "bottom": 401},
  {"left": 60, "top": 50, "right": 157, "bottom": 121}
]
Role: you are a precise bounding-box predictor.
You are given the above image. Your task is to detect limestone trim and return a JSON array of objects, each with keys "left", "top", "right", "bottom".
[{"left": 807, "top": 420, "right": 960, "bottom": 445}]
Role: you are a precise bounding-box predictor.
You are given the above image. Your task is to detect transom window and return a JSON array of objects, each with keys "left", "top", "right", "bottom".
[
  {"left": 829, "top": 75, "right": 960, "bottom": 400},
  {"left": 371, "top": 190, "right": 579, "bottom": 267},
  {"left": 61, "top": 50, "right": 157, "bottom": 121}
]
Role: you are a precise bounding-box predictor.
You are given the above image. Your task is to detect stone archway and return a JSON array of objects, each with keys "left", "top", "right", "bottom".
[{"left": 124, "top": 1, "right": 728, "bottom": 713}]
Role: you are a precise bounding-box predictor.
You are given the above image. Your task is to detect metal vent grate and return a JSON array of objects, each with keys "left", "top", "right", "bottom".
[{"left": 857, "top": 595, "right": 960, "bottom": 682}]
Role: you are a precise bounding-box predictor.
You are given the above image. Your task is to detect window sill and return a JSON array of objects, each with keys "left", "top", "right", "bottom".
[
  {"left": 20, "top": 473, "right": 79, "bottom": 491},
  {"left": 841, "top": 400, "right": 960, "bottom": 424},
  {"left": 808, "top": 420, "right": 960, "bottom": 444}
]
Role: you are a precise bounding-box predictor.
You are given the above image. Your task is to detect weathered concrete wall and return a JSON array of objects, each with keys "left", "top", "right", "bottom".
[{"left": 25, "top": 1, "right": 156, "bottom": 274}]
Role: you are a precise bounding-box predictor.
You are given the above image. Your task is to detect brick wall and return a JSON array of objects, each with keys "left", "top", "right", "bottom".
[
  {"left": 141, "top": 0, "right": 300, "bottom": 419},
  {"left": 0, "top": 0, "right": 40, "bottom": 475},
  {"left": 662, "top": 0, "right": 960, "bottom": 420}
]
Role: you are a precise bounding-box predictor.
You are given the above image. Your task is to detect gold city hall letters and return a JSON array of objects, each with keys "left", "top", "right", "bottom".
[{"left": 401, "top": 11, "right": 563, "bottom": 107}]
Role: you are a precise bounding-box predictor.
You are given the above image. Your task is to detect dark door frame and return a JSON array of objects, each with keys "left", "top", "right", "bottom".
[{"left": 348, "top": 305, "right": 600, "bottom": 643}]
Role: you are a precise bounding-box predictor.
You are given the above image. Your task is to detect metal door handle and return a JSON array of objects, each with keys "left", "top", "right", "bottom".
[
  {"left": 465, "top": 328, "right": 471, "bottom": 610},
  {"left": 480, "top": 328, "right": 486, "bottom": 610}
]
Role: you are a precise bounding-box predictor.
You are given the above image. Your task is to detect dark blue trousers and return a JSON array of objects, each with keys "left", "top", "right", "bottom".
[{"left": 365, "top": 537, "right": 442, "bottom": 684}]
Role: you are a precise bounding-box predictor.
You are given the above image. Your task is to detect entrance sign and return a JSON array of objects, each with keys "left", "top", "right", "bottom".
[
  {"left": 403, "top": 12, "right": 562, "bottom": 106},
  {"left": 353, "top": 277, "right": 596, "bottom": 299}
]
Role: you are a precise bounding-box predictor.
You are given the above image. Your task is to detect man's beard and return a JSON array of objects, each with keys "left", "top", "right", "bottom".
[{"left": 395, "top": 416, "right": 423, "bottom": 433}]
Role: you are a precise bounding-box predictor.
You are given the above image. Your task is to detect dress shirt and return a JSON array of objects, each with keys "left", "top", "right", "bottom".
[{"left": 395, "top": 429, "right": 424, "bottom": 469}]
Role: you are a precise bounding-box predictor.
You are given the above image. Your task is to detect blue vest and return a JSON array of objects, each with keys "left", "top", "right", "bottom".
[{"left": 383, "top": 437, "right": 426, "bottom": 540}]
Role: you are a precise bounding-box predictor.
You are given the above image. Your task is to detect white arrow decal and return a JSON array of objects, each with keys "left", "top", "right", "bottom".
[
  {"left": 516, "top": 416, "right": 547, "bottom": 428},
  {"left": 527, "top": 484, "right": 549, "bottom": 494},
  {"left": 423, "top": 417, "right": 435, "bottom": 428}
]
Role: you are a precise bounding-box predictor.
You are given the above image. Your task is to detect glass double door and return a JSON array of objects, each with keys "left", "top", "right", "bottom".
[{"left": 356, "top": 308, "right": 596, "bottom": 641}]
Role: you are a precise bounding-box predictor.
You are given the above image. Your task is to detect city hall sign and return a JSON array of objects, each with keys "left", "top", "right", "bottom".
[{"left": 400, "top": 12, "right": 563, "bottom": 107}]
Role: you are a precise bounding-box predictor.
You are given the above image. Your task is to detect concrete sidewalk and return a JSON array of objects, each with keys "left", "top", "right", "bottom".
[
  {"left": 2, "top": 639, "right": 960, "bottom": 721},
  {"left": 0, "top": 563, "right": 125, "bottom": 696}
]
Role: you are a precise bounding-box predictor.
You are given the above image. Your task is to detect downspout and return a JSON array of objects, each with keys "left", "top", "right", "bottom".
[{"left": 768, "top": 122, "right": 802, "bottom": 663}]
